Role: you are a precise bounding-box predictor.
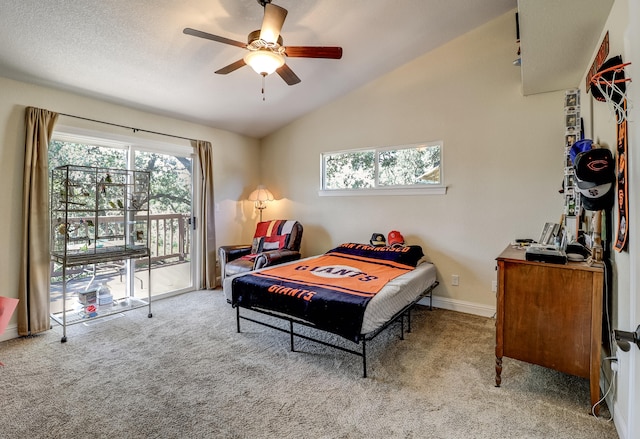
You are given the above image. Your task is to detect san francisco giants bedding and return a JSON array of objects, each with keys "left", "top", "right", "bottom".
[{"left": 223, "top": 243, "right": 437, "bottom": 341}]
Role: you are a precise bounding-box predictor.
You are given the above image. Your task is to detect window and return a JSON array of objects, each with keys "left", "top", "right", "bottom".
[
  {"left": 323, "top": 150, "right": 375, "bottom": 189},
  {"left": 321, "top": 142, "right": 444, "bottom": 195}
]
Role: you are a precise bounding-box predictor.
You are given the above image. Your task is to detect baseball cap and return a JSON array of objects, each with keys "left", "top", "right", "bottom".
[
  {"left": 570, "top": 139, "right": 592, "bottom": 165},
  {"left": 577, "top": 182, "right": 615, "bottom": 211},
  {"left": 370, "top": 233, "right": 386, "bottom": 247},
  {"left": 574, "top": 148, "right": 614, "bottom": 185},
  {"left": 574, "top": 170, "right": 614, "bottom": 211},
  {"left": 388, "top": 230, "right": 405, "bottom": 247}
]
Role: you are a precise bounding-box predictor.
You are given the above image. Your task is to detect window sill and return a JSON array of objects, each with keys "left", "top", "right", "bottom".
[{"left": 318, "top": 186, "right": 447, "bottom": 197}]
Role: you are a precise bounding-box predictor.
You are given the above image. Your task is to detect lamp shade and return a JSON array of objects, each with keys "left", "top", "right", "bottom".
[
  {"left": 243, "top": 50, "right": 285, "bottom": 76},
  {"left": 248, "top": 185, "right": 274, "bottom": 203}
]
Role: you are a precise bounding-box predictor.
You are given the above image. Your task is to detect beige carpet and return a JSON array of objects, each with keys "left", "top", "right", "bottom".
[{"left": 0, "top": 290, "right": 618, "bottom": 438}]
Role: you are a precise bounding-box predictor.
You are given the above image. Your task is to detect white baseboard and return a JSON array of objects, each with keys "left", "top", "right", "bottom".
[
  {"left": 613, "top": 406, "right": 627, "bottom": 439},
  {"left": 600, "top": 370, "right": 627, "bottom": 439},
  {"left": 0, "top": 324, "right": 19, "bottom": 342},
  {"left": 419, "top": 295, "right": 496, "bottom": 318}
]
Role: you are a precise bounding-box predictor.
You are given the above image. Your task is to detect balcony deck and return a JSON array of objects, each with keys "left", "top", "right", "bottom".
[
  {"left": 50, "top": 259, "right": 192, "bottom": 316},
  {"left": 50, "top": 212, "right": 193, "bottom": 316}
]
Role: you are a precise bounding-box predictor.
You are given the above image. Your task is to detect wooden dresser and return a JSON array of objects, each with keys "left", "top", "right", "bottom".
[{"left": 495, "top": 245, "right": 604, "bottom": 415}]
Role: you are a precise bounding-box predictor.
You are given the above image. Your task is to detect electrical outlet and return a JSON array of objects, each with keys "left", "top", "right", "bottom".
[
  {"left": 452, "top": 275, "right": 459, "bottom": 286},
  {"left": 491, "top": 281, "right": 497, "bottom": 292}
]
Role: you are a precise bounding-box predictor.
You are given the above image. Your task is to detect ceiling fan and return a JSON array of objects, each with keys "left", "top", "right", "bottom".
[{"left": 183, "top": 0, "right": 343, "bottom": 87}]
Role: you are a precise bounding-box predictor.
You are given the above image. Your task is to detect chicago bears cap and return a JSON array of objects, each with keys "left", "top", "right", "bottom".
[
  {"left": 370, "top": 233, "right": 386, "bottom": 247},
  {"left": 574, "top": 148, "right": 614, "bottom": 185}
]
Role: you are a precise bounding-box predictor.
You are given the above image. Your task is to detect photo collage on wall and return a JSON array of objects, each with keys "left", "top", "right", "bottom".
[{"left": 563, "top": 89, "right": 581, "bottom": 218}]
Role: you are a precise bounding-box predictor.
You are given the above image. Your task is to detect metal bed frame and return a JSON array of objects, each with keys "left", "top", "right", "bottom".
[{"left": 234, "top": 281, "right": 439, "bottom": 377}]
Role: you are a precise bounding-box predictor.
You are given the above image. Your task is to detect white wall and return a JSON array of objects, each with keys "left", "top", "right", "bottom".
[
  {"left": 623, "top": 2, "right": 640, "bottom": 436},
  {"left": 260, "top": 10, "right": 564, "bottom": 314},
  {"left": 582, "top": 1, "right": 638, "bottom": 436},
  {"left": 0, "top": 75, "right": 260, "bottom": 340}
]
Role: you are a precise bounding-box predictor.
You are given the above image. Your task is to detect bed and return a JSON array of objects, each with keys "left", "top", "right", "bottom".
[{"left": 223, "top": 243, "right": 439, "bottom": 377}]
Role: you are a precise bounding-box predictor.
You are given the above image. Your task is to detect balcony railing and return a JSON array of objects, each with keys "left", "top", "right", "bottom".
[
  {"left": 51, "top": 213, "right": 191, "bottom": 279},
  {"left": 148, "top": 213, "right": 191, "bottom": 263}
]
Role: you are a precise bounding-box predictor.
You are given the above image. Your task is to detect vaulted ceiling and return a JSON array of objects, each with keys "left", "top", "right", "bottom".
[
  {"left": 0, "top": 1, "right": 612, "bottom": 138},
  {"left": 518, "top": 0, "right": 614, "bottom": 96}
]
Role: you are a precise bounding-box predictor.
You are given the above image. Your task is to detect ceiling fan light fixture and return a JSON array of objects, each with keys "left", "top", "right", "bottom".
[{"left": 243, "top": 49, "right": 285, "bottom": 76}]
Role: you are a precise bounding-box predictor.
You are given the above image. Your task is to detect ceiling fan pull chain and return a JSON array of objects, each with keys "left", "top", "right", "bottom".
[{"left": 261, "top": 73, "right": 266, "bottom": 101}]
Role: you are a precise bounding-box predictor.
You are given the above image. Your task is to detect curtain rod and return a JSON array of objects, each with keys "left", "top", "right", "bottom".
[{"left": 58, "top": 112, "right": 197, "bottom": 143}]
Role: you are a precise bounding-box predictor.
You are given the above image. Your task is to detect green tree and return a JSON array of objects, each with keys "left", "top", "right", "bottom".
[
  {"left": 323, "top": 145, "right": 441, "bottom": 189},
  {"left": 135, "top": 152, "right": 191, "bottom": 215},
  {"left": 324, "top": 150, "right": 375, "bottom": 189},
  {"left": 49, "top": 140, "right": 191, "bottom": 215},
  {"left": 378, "top": 145, "right": 440, "bottom": 186}
]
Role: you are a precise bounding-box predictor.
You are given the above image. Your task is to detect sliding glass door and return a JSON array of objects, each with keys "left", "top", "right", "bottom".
[
  {"left": 133, "top": 149, "right": 193, "bottom": 297},
  {"left": 48, "top": 134, "right": 195, "bottom": 315}
]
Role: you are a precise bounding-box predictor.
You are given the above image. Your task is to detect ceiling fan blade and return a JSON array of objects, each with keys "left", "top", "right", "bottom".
[
  {"left": 183, "top": 27, "right": 247, "bottom": 49},
  {"left": 259, "top": 3, "right": 288, "bottom": 44},
  {"left": 284, "top": 46, "right": 343, "bottom": 59},
  {"left": 276, "top": 63, "right": 301, "bottom": 85},
  {"left": 215, "top": 59, "right": 247, "bottom": 75}
]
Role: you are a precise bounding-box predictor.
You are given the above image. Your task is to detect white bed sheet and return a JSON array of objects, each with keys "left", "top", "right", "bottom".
[
  {"left": 360, "top": 261, "right": 436, "bottom": 334},
  {"left": 223, "top": 256, "right": 437, "bottom": 336}
]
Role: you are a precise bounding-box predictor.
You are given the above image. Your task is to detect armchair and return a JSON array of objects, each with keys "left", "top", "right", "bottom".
[{"left": 219, "top": 220, "right": 303, "bottom": 280}]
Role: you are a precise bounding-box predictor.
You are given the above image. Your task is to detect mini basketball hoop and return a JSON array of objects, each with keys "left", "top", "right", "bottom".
[{"left": 590, "top": 61, "right": 632, "bottom": 124}]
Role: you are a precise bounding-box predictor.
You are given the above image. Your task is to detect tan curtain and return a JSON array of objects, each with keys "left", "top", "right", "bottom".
[
  {"left": 195, "top": 140, "right": 217, "bottom": 289},
  {"left": 18, "top": 107, "right": 59, "bottom": 335}
]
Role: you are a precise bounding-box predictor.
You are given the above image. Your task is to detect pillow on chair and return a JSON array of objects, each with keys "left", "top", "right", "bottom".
[
  {"left": 251, "top": 237, "right": 264, "bottom": 254},
  {"left": 254, "top": 220, "right": 297, "bottom": 250},
  {"left": 248, "top": 220, "right": 296, "bottom": 254}
]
